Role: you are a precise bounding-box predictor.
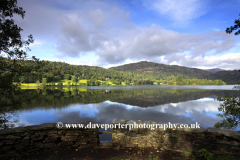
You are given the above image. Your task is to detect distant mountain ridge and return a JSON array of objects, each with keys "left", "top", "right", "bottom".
[
  {"left": 204, "top": 68, "right": 225, "bottom": 73},
  {"left": 109, "top": 61, "right": 240, "bottom": 84},
  {"left": 109, "top": 61, "right": 211, "bottom": 78},
  {"left": 5, "top": 57, "right": 239, "bottom": 85}
]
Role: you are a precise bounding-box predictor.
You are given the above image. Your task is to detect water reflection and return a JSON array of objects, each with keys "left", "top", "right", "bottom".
[{"left": 2, "top": 86, "right": 240, "bottom": 142}]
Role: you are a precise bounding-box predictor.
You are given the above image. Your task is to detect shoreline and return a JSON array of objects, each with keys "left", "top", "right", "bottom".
[{"left": 18, "top": 84, "right": 235, "bottom": 88}]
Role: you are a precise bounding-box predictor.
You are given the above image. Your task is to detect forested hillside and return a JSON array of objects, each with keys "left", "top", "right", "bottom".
[
  {"left": 204, "top": 68, "right": 225, "bottom": 73},
  {"left": 4, "top": 58, "right": 232, "bottom": 85},
  {"left": 110, "top": 61, "right": 211, "bottom": 78},
  {"left": 110, "top": 61, "right": 240, "bottom": 84},
  {"left": 19, "top": 89, "right": 238, "bottom": 109},
  {"left": 206, "top": 70, "right": 240, "bottom": 84}
]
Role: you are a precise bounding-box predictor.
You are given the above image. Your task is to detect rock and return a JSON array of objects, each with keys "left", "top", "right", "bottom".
[
  {"left": 61, "top": 136, "right": 78, "bottom": 142},
  {"left": 0, "top": 153, "right": 18, "bottom": 159},
  {"left": 177, "top": 127, "right": 206, "bottom": 133},
  {"left": 58, "top": 142, "right": 67, "bottom": 147},
  {"left": 5, "top": 150, "right": 16, "bottom": 154},
  {"left": 30, "top": 123, "right": 54, "bottom": 131},
  {"left": 44, "top": 137, "right": 58, "bottom": 143},
  {"left": 0, "top": 129, "right": 15, "bottom": 135},
  {"left": 34, "top": 143, "right": 43, "bottom": 149},
  {"left": 32, "top": 135, "right": 44, "bottom": 141},
  {"left": 21, "top": 132, "right": 29, "bottom": 137},
  {"left": 0, "top": 120, "right": 239, "bottom": 158},
  {"left": 113, "top": 119, "right": 127, "bottom": 124},
  {"left": 2, "top": 146, "right": 13, "bottom": 151},
  {"left": 15, "top": 146, "right": 25, "bottom": 152},
  {"left": 65, "top": 132, "right": 81, "bottom": 136},
  {"left": 207, "top": 127, "right": 224, "bottom": 136},
  {"left": 14, "top": 127, "right": 27, "bottom": 133},
  {"left": 44, "top": 143, "right": 56, "bottom": 148},
  {"left": 3, "top": 140, "right": 15, "bottom": 145},
  {"left": 6, "top": 135, "right": 21, "bottom": 139}
]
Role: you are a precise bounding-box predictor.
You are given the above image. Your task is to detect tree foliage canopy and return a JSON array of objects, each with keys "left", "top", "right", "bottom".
[
  {"left": 0, "top": 0, "right": 45, "bottom": 129},
  {"left": 214, "top": 90, "right": 240, "bottom": 129},
  {"left": 226, "top": 14, "right": 240, "bottom": 35},
  {"left": 214, "top": 14, "right": 240, "bottom": 130}
]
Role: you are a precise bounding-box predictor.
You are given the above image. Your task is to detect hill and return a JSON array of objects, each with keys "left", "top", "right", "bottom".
[
  {"left": 109, "top": 61, "right": 240, "bottom": 84},
  {"left": 3, "top": 57, "right": 239, "bottom": 85},
  {"left": 109, "top": 61, "right": 211, "bottom": 78},
  {"left": 204, "top": 68, "right": 225, "bottom": 73},
  {"left": 206, "top": 70, "right": 240, "bottom": 84}
]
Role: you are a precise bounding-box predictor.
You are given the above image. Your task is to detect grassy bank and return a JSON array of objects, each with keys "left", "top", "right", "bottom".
[
  {"left": 15, "top": 79, "right": 121, "bottom": 87},
  {"left": 15, "top": 78, "right": 225, "bottom": 88}
]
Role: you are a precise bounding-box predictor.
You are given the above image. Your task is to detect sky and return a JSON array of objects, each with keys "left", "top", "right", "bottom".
[{"left": 6, "top": 0, "right": 240, "bottom": 70}]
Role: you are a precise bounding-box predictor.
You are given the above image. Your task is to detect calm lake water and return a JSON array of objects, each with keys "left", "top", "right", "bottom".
[{"left": 3, "top": 85, "right": 240, "bottom": 142}]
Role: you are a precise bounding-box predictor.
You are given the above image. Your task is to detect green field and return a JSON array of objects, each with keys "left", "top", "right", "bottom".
[
  {"left": 15, "top": 79, "right": 120, "bottom": 87},
  {"left": 15, "top": 78, "right": 210, "bottom": 87}
]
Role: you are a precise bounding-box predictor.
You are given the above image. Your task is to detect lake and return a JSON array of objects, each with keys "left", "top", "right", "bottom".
[{"left": 2, "top": 85, "right": 240, "bottom": 143}]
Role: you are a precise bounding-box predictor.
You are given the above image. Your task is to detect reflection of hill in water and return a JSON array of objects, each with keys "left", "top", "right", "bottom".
[
  {"left": 110, "top": 90, "right": 240, "bottom": 107},
  {"left": 20, "top": 88, "right": 240, "bottom": 110}
]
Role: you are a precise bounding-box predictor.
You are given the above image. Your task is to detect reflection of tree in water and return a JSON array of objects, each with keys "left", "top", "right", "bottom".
[
  {"left": 2, "top": 87, "right": 240, "bottom": 130},
  {"left": 215, "top": 12, "right": 240, "bottom": 130},
  {"left": 0, "top": 89, "right": 43, "bottom": 129},
  {"left": 0, "top": 111, "right": 19, "bottom": 129},
  {"left": 18, "top": 87, "right": 240, "bottom": 110},
  {"left": 214, "top": 85, "right": 240, "bottom": 130},
  {"left": 0, "top": 0, "right": 46, "bottom": 129},
  {"left": 0, "top": 91, "right": 22, "bottom": 129},
  {"left": 0, "top": 89, "right": 22, "bottom": 129}
]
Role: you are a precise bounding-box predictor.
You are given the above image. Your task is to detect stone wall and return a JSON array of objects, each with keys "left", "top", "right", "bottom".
[
  {"left": 1, "top": 119, "right": 240, "bottom": 159},
  {"left": 0, "top": 121, "right": 99, "bottom": 159},
  {"left": 112, "top": 119, "right": 240, "bottom": 158}
]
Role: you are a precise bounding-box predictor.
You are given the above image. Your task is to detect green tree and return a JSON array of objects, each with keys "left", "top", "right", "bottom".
[
  {"left": 0, "top": 0, "right": 45, "bottom": 129},
  {"left": 95, "top": 80, "right": 100, "bottom": 86},
  {"left": 124, "top": 80, "right": 130, "bottom": 85},
  {"left": 71, "top": 76, "right": 78, "bottom": 85},
  {"left": 57, "top": 82, "right": 63, "bottom": 86},
  {"left": 67, "top": 80, "right": 71, "bottom": 86},
  {"left": 42, "top": 78, "right": 47, "bottom": 86},
  {"left": 213, "top": 14, "right": 240, "bottom": 128},
  {"left": 167, "top": 81, "right": 174, "bottom": 85},
  {"left": 64, "top": 74, "right": 71, "bottom": 80},
  {"left": 214, "top": 91, "right": 240, "bottom": 129},
  {"left": 176, "top": 76, "right": 183, "bottom": 85},
  {"left": 46, "top": 73, "right": 54, "bottom": 82},
  {"left": 54, "top": 76, "right": 60, "bottom": 82},
  {"left": 0, "top": 0, "right": 45, "bottom": 106},
  {"left": 114, "top": 80, "right": 120, "bottom": 85},
  {"left": 226, "top": 14, "right": 240, "bottom": 35},
  {"left": 20, "top": 76, "right": 25, "bottom": 84},
  {"left": 88, "top": 79, "right": 95, "bottom": 86},
  {"left": 36, "top": 80, "right": 40, "bottom": 87}
]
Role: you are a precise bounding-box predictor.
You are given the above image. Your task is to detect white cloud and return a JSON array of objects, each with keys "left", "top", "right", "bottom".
[
  {"left": 174, "top": 52, "right": 240, "bottom": 70},
  {"left": 103, "top": 59, "right": 144, "bottom": 69},
  {"left": 55, "top": 7, "right": 237, "bottom": 68},
  {"left": 15, "top": 0, "right": 239, "bottom": 70},
  {"left": 213, "top": 28, "right": 220, "bottom": 31},
  {"left": 170, "top": 61, "right": 178, "bottom": 65},
  {"left": 151, "top": 0, "right": 208, "bottom": 26}
]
